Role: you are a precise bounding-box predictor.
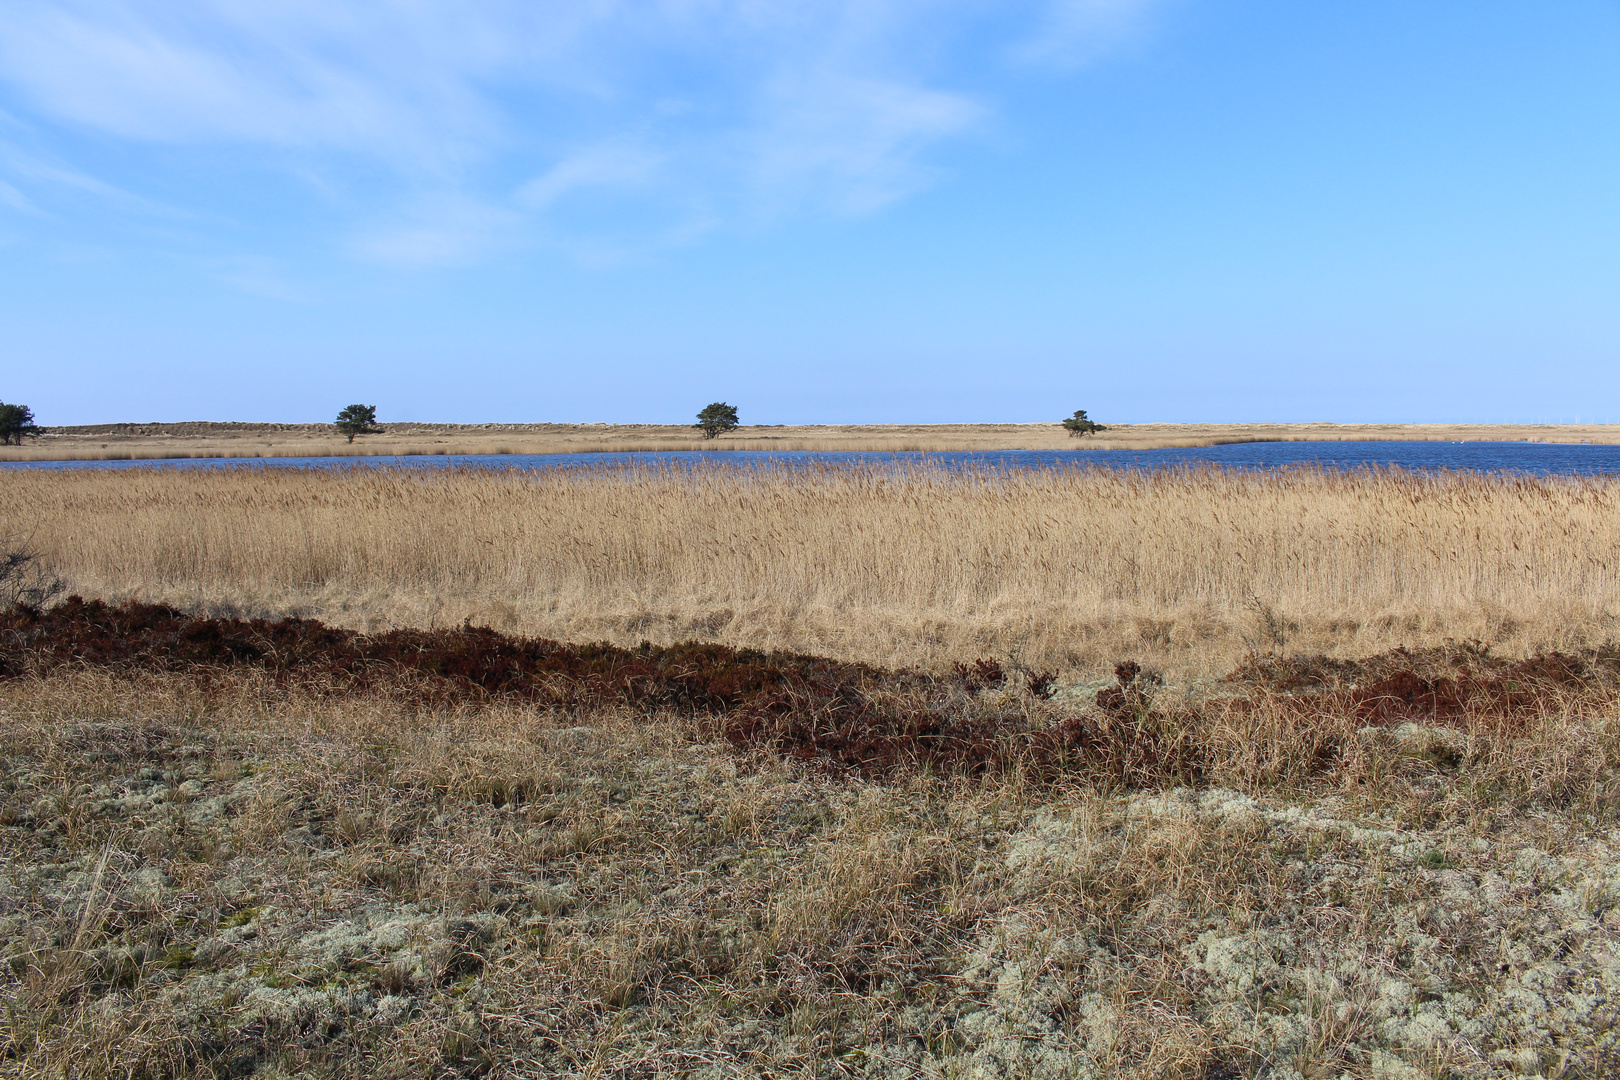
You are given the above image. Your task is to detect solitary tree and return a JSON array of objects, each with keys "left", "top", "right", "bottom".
[
  {"left": 335, "top": 404, "right": 383, "bottom": 443},
  {"left": 1061, "top": 409, "right": 1107, "bottom": 438},
  {"left": 694, "top": 402, "right": 740, "bottom": 440},
  {"left": 0, "top": 402, "right": 40, "bottom": 446}
]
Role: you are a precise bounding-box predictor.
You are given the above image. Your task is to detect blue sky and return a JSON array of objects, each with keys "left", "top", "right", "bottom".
[{"left": 2, "top": 0, "right": 1617, "bottom": 425}]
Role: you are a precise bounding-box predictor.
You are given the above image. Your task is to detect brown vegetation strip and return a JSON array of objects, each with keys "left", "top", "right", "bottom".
[
  {"left": 1228, "top": 643, "right": 1620, "bottom": 727},
  {"left": 0, "top": 596, "right": 903, "bottom": 712},
  {"left": 4, "top": 598, "right": 1615, "bottom": 783}
]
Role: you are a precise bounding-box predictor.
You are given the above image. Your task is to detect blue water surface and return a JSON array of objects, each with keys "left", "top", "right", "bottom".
[{"left": 8, "top": 440, "right": 1620, "bottom": 475}]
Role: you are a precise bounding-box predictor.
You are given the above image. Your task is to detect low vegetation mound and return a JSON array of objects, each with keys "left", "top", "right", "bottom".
[
  {"left": 1230, "top": 642, "right": 1620, "bottom": 725},
  {"left": 0, "top": 596, "right": 893, "bottom": 712},
  {"left": 5, "top": 599, "right": 1616, "bottom": 788}
]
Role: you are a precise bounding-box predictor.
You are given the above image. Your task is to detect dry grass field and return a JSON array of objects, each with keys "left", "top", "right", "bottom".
[
  {"left": 6, "top": 460, "right": 1620, "bottom": 1078},
  {"left": 2, "top": 605, "right": 1619, "bottom": 1079},
  {"left": 3, "top": 421, "right": 1619, "bottom": 463},
  {"left": 6, "top": 460, "right": 1620, "bottom": 673}
]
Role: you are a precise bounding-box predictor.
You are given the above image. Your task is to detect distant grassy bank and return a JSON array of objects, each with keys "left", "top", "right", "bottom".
[{"left": 3, "top": 420, "right": 1618, "bottom": 462}]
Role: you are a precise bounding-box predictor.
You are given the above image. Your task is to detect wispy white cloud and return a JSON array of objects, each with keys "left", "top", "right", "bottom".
[
  {"left": 0, "top": 2, "right": 567, "bottom": 167},
  {"left": 1008, "top": 0, "right": 1163, "bottom": 68},
  {"left": 205, "top": 254, "right": 314, "bottom": 301},
  {"left": 0, "top": 176, "right": 35, "bottom": 213},
  {"left": 746, "top": 70, "right": 985, "bottom": 215},
  {"left": 516, "top": 144, "right": 666, "bottom": 210},
  {"left": 348, "top": 193, "right": 525, "bottom": 268},
  {"left": 0, "top": 0, "right": 1164, "bottom": 270},
  {"left": 0, "top": 135, "right": 192, "bottom": 218}
]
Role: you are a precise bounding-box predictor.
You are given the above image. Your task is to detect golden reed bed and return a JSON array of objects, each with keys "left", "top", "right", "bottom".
[{"left": 8, "top": 460, "right": 1620, "bottom": 673}]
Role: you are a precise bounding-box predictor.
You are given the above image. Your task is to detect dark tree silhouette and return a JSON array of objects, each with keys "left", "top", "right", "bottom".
[
  {"left": 695, "top": 402, "right": 740, "bottom": 439},
  {"left": 0, "top": 403, "right": 40, "bottom": 446},
  {"left": 335, "top": 404, "right": 383, "bottom": 444},
  {"left": 1061, "top": 410, "right": 1107, "bottom": 438}
]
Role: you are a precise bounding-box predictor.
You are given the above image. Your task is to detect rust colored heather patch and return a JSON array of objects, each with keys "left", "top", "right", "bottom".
[
  {"left": 1230, "top": 641, "right": 1619, "bottom": 694},
  {"left": 0, "top": 598, "right": 1210, "bottom": 782},
  {"left": 0, "top": 599, "right": 1043, "bottom": 776},
  {"left": 0, "top": 596, "right": 899, "bottom": 712},
  {"left": 1231, "top": 641, "right": 1620, "bottom": 729},
  {"left": 5, "top": 598, "right": 1616, "bottom": 786}
]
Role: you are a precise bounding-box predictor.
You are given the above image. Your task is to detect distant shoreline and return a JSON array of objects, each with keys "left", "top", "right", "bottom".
[{"left": 4, "top": 421, "right": 1617, "bottom": 462}]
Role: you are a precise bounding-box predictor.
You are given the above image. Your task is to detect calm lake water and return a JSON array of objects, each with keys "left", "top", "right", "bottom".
[{"left": 9, "top": 440, "right": 1620, "bottom": 475}]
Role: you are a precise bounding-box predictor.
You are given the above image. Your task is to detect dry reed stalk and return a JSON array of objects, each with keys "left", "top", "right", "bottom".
[{"left": 7, "top": 461, "right": 1620, "bottom": 672}]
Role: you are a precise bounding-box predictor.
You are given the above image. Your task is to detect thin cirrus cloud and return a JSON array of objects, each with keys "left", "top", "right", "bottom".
[
  {"left": 0, "top": 176, "right": 34, "bottom": 213},
  {"left": 517, "top": 144, "right": 668, "bottom": 211},
  {"left": 1009, "top": 0, "right": 1162, "bottom": 67},
  {"left": 0, "top": 0, "right": 1160, "bottom": 269},
  {"left": 0, "top": 1, "right": 531, "bottom": 165},
  {"left": 745, "top": 69, "right": 987, "bottom": 216}
]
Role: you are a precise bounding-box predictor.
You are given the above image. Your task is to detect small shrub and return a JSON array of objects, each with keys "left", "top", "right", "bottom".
[
  {"left": 694, "top": 402, "right": 740, "bottom": 439},
  {"left": 1061, "top": 409, "right": 1107, "bottom": 437},
  {"left": 0, "top": 539, "right": 63, "bottom": 608},
  {"left": 0, "top": 401, "right": 41, "bottom": 445},
  {"left": 952, "top": 658, "right": 1005, "bottom": 693},
  {"left": 334, "top": 404, "right": 383, "bottom": 444}
]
